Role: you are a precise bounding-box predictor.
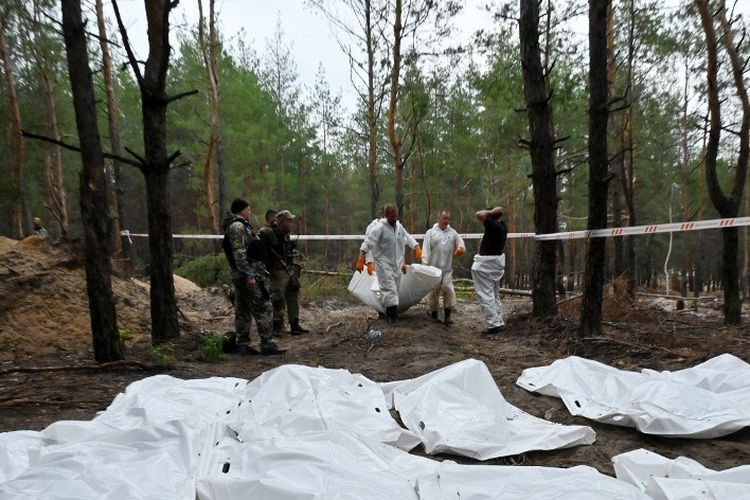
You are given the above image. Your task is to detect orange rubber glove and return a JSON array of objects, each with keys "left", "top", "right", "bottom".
[
  {"left": 366, "top": 262, "right": 375, "bottom": 275},
  {"left": 355, "top": 254, "right": 365, "bottom": 272},
  {"left": 454, "top": 247, "right": 465, "bottom": 258},
  {"left": 414, "top": 245, "right": 422, "bottom": 261},
  {"left": 401, "top": 262, "right": 408, "bottom": 274}
]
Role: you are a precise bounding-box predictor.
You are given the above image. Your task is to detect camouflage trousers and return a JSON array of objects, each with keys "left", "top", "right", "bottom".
[
  {"left": 233, "top": 272, "right": 273, "bottom": 346},
  {"left": 269, "top": 268, "right": 300, "bottom": 325}
]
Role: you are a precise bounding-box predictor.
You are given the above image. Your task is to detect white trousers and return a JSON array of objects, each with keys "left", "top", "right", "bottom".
[
  {"left": 428, "top": 269, "right": 457, "bottom": 311},
  {"left": 471, "top": 254, "right": 506, "bottom": 328},
  {"left": 375, "top": 260, "right": 401, "bottom": 308}
]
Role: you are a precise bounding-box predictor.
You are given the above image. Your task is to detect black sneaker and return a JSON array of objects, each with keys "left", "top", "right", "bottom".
[
  {"left": 261, "top": 342, "right": 287, "bottom": 355},
  {"left": 482, "top": 325, "right": 506, "bottom": 335}
]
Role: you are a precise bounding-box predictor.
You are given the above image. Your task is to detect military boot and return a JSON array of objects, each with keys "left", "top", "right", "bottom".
[
  {"left": 290, "top": 319, "right": 309, "bottom": 335},
  {"left": 386, "top": 305, "right": 399, "bottom": 325},
  {"left": 272, "top": 319, "right": 284, "bottom": 337},
  {"left": 430, "top": 310, "right": 439, "bottom": 321},
  {"left": 261, "top": 341, "right": 287, "bottom": 355},
  {"left": 443, "top": 308, "right": 454, "bottom": 326}
]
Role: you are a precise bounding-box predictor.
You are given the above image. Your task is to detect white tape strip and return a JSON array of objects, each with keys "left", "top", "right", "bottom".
[
  {"left": 120, "top": 216, "right": 750, "bottom": 243},
  {"left": 533, "top": 216, "right": 750, "bottom": 241}
]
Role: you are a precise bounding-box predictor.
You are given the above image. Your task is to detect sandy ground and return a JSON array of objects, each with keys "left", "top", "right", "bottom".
[{"left": 1, "top": 236, "right": 749, "bottom": 476}]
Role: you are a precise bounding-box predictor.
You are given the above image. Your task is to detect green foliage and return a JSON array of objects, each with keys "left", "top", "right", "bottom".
[
  {"left": 197, "top": 335, "right": 226, "bottom": 362},
  {"left": 175, "top": 254, "right": 230, "bottom": 288},
  {"left": 119, "top": 328, "right": 134, "bottom": 342},
  {"left": 149, "top": 342, "right": 176, "bottom": 368}
]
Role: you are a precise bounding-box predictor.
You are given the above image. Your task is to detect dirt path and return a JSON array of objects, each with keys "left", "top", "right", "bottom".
[{"left": 2, "top": 289, "right": 749, "bottom": 476}]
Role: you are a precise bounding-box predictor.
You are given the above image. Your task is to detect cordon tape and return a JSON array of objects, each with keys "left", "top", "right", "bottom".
[{"left": 120, "top": 216, "right": 750, "bottom": 245}]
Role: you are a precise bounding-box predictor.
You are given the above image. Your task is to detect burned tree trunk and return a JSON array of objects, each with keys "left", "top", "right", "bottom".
[
  {"left": 519, "top": 0, "right": 558, "bottom": 318},
  {"left": 60, "top": 0, "right": 122, "bottom": 362},
  {"left": 696, "top": 0, "right": 749, "bottom": 325},
  {"left": 579, "top": 0, "right": 611, "bottom": 337}
]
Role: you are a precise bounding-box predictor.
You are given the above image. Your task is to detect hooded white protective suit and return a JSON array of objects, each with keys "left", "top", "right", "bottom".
[
  {"left": 360, "top": 219, "right": 418, "bottom": 307},
  {"left": 421, "top": 224, "right": 465, "bottom": 310}
]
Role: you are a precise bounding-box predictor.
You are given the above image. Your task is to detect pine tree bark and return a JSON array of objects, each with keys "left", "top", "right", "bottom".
[
  {"left": 579, "top": 0, "right": 611, "bottom": 337},
  {"left": 387, "top": 0, "right": 405, "bottom": 215},
  {"left": 197, "top": 0, "right": 219, "bottom": 234},
  {"left": 607, "top": 3, "right": 625, "bottom": 280},
  {"left": 0, "top": 11, "right": 31, "bottom": 238},
  {"left": 519, "top": 0, "right": 558, "bottom": 318},
  {"left": 60, "top": 0, "right": 122, "bottom": 362},
  {"left": 365, "top": 0, "right": 380, "bottom": 218},
  {"left": 623, "top": 0, "right": 638, "bottom": 296},
  {"left": 95, "top": 0, "right": 127, "bottom": 258},
  {"left": 40, "top": 71, "right": 69, "bottom": 237},
  {"left": 695, "top": 0, "right": 749, "bottom": 325},
  {"left": 113, "top": 0, "right": 181, "bottom": 342}
]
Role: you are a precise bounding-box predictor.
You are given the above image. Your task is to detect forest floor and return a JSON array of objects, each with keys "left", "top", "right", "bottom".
[{"left": 1, "top": 236, "right": 749, "bottom": 476}]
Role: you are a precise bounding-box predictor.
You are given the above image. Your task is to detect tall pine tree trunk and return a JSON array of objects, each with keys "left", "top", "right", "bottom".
[
  {"left": 0, "top": 12, "right": 31, "bottom": 238},
  {"left": 113, "top": 0, "right": 182, "bottom": 342},
  {"left": 96, "top": 0, "right": 127, "bottom": 259},
  {"left": 60, "top": 0, "right": 122, "bottom": 362},
  {"left": 40, "top": 72, "right": 69, "bottom": 237},
  {"left": 366, "top": 0, "right": 380, "bottom": 218},
  {"left": 387, "top": 0, "right": 405, "bottom": 215},
  {"left": 579, "top": 0, "right": 611, "bottom": 337},
  {"left": 519, "top": 0, "right": 558, "bottom": 318},
  {"left": 197, "top": 0, "right": 219, "bottom": 234},
  {"left": 696, "top": 0, "right": 749, "bottom": 325}
]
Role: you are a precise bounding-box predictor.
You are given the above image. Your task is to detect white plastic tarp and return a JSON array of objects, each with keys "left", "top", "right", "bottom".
[
  {"left": 380, "top": 358, "right": 596, "bottom": 459},
  {"left": 198, "top": 431, "right": 650, "bottom": 500},
  {"left": 415, "top": 461, "right": 651, "bottom": 500},
  {"left": 347, "top": 263, "right": 442, "bottom": 313},
  {"left": 613, "top": 448, "right": 750, "bottom": 500},
  {"left": 0, "top": 363, "right": 652, "bottom": 499},
  {"left": 516, "top": 354, "right": 750, "bottom": 438}
]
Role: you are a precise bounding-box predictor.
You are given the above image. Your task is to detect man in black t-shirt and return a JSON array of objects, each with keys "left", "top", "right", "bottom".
[{"left": 471, "top": 206, "right": 508, "bottom": 334}]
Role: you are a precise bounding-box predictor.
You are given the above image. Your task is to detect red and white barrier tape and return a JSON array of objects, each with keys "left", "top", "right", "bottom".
[{"left": 120, "top": 216, "right": 750, "bottom": 244}]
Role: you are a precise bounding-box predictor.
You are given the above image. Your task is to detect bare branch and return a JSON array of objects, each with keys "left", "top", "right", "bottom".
[
  {"left": 111, "top": 0, "right": 143, "bottom": 86},
  {"left": 165, "top": 89, "right": 199, "bottom": 104},
  {"left": 22, "top": 130, "right": 142, "bottom": 169}
]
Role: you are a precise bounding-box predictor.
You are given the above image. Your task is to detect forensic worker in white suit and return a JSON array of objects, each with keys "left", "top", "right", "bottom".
[
  {"left": 356, "top": 204, "right": 421, "bottom": 324},
  {"left": 471, "top": 206, "right": 508, "bottom": 335},
  {"left": 421, "top": 210, "right": 465, "bottom": 325}
]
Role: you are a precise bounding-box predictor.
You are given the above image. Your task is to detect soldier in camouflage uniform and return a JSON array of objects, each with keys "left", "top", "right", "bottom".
[
  {"left": 222, "top": 199, "right": 285, "bottom": 355},
  {"left": 259, "top": 210, "right": 310, "bottom": 336}
]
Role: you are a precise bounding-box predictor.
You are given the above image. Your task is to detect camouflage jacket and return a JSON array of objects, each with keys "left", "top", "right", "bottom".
[
  {"left": 222, "top": 215, "right": 267, "bottom": 280},
  {"left": 259, "top": 224, "right": 296, "bottom": 268}
]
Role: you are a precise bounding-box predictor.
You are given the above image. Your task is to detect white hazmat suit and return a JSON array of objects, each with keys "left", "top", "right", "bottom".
[
  {"left": 471, "top": 254, "right": 506, "bottom": 328},
  {"left": 421, "top": 224, "right": 465, "bottom": 311},
  {"left": 360, "top": 219, "right": 418, "bottom": 308}
]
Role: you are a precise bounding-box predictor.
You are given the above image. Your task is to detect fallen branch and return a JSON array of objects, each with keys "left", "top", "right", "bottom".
[
  {"left": 0, "top": 360, "right": 163, "bottom": 376},
  {"left": 304, "top": 269, "right": 345, "bottom": 276},
  {"left": 636, "top": 292, "right": 716, "bottom": 301},
  {"left": 325, "top": 321, "right": 345, "bottom": 334},
  {"left": 577, "top": 336, "right": 684, "bottom": 358},
  {"left": 455, "top": 287, "right": 532, "bottom": 297},
  {"left": 0, "top": 398, "right": 105, "bottom": 407}
]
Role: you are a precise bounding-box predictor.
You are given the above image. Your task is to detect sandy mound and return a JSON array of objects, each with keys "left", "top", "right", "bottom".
[{"left": 0, "top": 238, "right": 202, "bottom": 362}]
